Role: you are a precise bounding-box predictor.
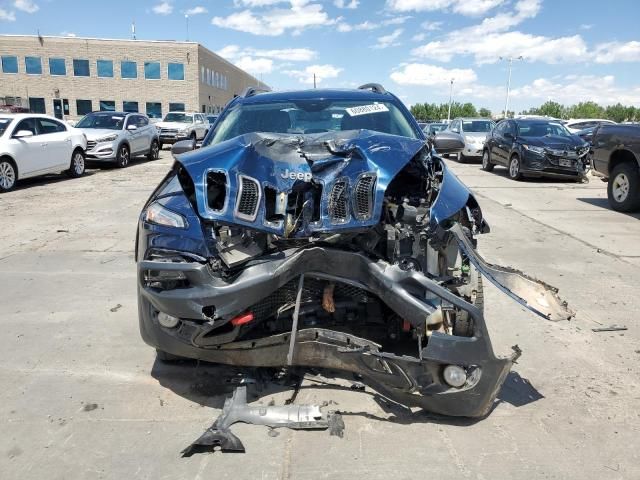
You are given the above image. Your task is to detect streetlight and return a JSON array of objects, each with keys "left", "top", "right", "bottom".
[
  {"left": 185, "top": 14, "right": 189, "bottom": 41},
  {"left": 447, "top": 78, "right": 454, "bottom": 123},
  {"left": 499, "top": 56, "right": 523, "bottom": 118}
]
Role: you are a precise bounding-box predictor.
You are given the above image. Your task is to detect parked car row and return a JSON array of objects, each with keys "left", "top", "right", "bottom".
[{"left": 0, "top": 109, "right": 219, "bottom": 192}]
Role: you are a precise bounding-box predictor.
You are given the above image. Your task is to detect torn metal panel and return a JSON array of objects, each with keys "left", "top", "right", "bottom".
[
  {"left": 181, "top": 385, "right": 338, "bottom": 456},
  {"left": 449, "top": 223, "right": 574, "bottom": 321}
]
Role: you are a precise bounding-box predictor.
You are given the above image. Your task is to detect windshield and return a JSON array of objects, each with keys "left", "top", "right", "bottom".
[
  {"left": 76, "top": 114, "right": 125, "bottom": 130},
  {"left": 164, "top": 113, "right": 193, "bottom": 123},
  {"left": 518, "top": 121, "right": 572, "bottom": 137},
  {"left": 205, "top": 99, "right": 418, "bottom": 147},
  {"left": 427, "top": 124, "right": 446, "bottom": 133},
  {"left": 0, "top": 117, "right": 11, "bottom": 136},
  {"left": 462, "top": 120, "right": 494, "bottom": 133}
]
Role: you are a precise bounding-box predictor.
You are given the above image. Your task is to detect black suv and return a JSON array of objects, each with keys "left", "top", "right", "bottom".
[{"left": 482, "top": 118, "right": 589, "bottom": 180}]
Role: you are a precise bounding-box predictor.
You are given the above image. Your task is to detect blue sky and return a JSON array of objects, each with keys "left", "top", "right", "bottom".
[{"left": 2, "top": 0, "right": 640, "bottom": 113}]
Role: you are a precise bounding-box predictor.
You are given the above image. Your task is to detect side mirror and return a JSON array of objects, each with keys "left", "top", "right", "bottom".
[
  {"left": 14, "top": 130, "right": 34, "bottom": 138},
  {"left": 171, "top": 139, "right": 195, "bottom": 158},
  {"left": 433, "top": 131, "right": 465, "bottom": 154},
  {"left": 127, "top": 124, "right": 138, "bottom": 131}
]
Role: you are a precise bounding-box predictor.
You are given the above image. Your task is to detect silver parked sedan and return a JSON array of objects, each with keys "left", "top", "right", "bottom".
[
  {"left": 75, "top": 112, "right": 160, "bottom": 168},
  {"left": 446, "top": 118, "right": 495, "bottom": 162}
]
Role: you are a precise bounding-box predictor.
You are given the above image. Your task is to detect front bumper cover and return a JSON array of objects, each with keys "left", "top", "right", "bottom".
[{"left": 138, "top": 244, "right": 519, "bottom": 417}]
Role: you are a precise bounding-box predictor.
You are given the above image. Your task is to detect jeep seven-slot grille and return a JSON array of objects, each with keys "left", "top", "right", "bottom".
[
  {"left": 329, "top": 181, "right": 348, "bottom": 222},
  {"left": 354, "top": 174, "right": 376, "bottom": 220},
  {"left": 236, "top": 177, "right": 260, "bottom": 219}
]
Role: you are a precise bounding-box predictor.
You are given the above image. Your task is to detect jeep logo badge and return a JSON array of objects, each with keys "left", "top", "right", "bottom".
[{"left": 280, "top": 169, "right": 312, "bottom": 182}]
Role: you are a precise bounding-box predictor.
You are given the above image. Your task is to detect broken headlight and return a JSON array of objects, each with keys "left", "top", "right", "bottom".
[
  {"left": 144, "top": 202, "right": 188, "bottom": 229},
  {"left": 522, "top": 144, "right": 545, "bottom": 155}
]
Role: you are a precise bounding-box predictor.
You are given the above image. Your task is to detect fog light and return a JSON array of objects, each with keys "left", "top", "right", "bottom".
[
  {"left": 443, "top": 365, "right": 467, "bottom": 388},
  {"left": 157, "top": 312, "right": 180, "bottom": 328}
]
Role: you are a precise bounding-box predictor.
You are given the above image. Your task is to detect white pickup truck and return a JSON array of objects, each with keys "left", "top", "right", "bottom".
[{"left": 155, "top": 112, "right": 209, "bottom": 149}]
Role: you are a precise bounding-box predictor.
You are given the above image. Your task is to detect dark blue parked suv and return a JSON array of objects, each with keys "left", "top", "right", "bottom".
[{"left": 135, "top": 84, "right": 571, "bottom": 422}]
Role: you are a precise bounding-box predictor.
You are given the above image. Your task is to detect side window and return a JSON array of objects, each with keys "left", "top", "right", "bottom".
[
  {"left": 506, "top": 121, "right": 517, "bottom": 137},
  {"left": 38, "top": 118, "right": 67, "bottom": 134},
  {"left": 494, "top": 122, "right": 506, "bottom": 136},
  {"left": 13, "top": 118, "right": 39, "bottom": 136},
  {"left": 125, "top": 115, "right": 138, "bottom": 129},
  {"left": 136, "top": 115, "right": 148, "bottom": 127}
]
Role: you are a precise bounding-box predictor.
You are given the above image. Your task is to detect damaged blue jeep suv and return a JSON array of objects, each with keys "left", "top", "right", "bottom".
[{"left": 136, "top": 84, "right": 572, "bottom": 417}]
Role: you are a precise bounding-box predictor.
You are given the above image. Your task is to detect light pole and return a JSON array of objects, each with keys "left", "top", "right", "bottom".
[
  {"left": 447, "top": 78, "right": 454, "bottom": 123},
  {"left": 185, "top": 14, "right": 189, "bottom": 41},
  {"left": 500, "top": 55, "right": 523, "bottom": 118}
]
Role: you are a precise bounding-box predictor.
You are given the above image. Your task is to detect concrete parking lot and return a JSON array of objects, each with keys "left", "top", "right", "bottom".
[{"left": 2, "top": 150, "right": 639, "bottom": 479}]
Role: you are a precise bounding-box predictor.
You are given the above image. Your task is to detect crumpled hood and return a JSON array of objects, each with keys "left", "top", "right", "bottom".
[
  {"left": 178, "top": 130, "right": 473, "bottom": 237},
  {"left": 79, "top": 128, "right": 122, "bottom": 140},
  {"left": 156, "top": 121, "right": 190, "bottom": 129}
]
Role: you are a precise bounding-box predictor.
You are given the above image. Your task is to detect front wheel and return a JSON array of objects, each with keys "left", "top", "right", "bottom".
[
  {"left": 66, "top": 149, "right": 85, "bottom": 178},
  {"left": 147, "top": 140, "right": 159, "bottom": 160},
  {"left": 0, "top": 159, "right": 17, "bottom": 192},
  {"left": 508, "top": 155, "right": 522, "bottom": 180},
  {"left": 607, "top": 162, "right": 640, "bottom": 212},
  {"left": 481, "top": 150, "right": 494, "bottom": 171},
  {"left": 116, "top": 144, "right": 130, "bottom": 168}
]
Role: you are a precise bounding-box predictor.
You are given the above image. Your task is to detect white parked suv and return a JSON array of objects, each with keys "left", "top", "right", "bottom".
[
  {"left": 75, "top": 112, "right": 160, "bottom": 168},
  {"left": 0, "top": 113, "right": 87, "bottom": 192},
  {"left": 155, "top": 112, "right": 208, "bottom": 149}
]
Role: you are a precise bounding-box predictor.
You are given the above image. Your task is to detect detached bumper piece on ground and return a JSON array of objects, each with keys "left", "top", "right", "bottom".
[
  {"left": 137, "top": 129, "right": 574, "bottom": 424},
  {"left": 181, "top": 384, "right": 344, "bottom": 455}
]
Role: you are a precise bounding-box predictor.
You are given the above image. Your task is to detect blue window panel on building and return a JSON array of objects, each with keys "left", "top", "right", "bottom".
[
  {"left": 25, "top": 56, "right": 42, "bottom": 74},
  {"left": 144, "top": 62, "right": 160, "bottom": 79},
  {"left": 97, "top": 60, "right": 114, "bottom": 78},
  {"left": 73, "top": 59, "right": 90, "bottom": 77},
  {"left": 121, "top": 61, "right": 137, "bottom": 79},
  {"left": 2, "top": 56, "right": 19, "bottom": 73}
]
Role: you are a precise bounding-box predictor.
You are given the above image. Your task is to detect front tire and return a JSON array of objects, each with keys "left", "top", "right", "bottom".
[
  {"left": 0, "top": 158, "right": 17, "bottom": 192},
  {"left": 66, "top": 149, "right": 85, "bottom": 178},
  {"left": 608, "top": 162, "right": 640, "bottom": 212},
  {"left": 116, "top": 144, "right": 130, "bottom": 168},
  {"left": 481, "top": 150, "right": 494, "bottom": 171},
  {"left": 147, "top": 140, "right": 159, "bottom": 161},
  {"left": 508, "top": 155, "right": 522, "bottom": 180}
]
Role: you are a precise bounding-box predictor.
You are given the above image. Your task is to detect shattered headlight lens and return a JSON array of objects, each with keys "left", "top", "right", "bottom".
[
  {"left": 96, "top": 133, "right": 119, "bottom": 142},
  {"left": 144, "top": 202, "right": 188, "bottom": 229},
  {"left": 522, "top": 144, "right": 545, "bottom": 155}
]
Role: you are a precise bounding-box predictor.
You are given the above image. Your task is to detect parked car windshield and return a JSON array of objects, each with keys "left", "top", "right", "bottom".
[
  {"left": 426, "top": 124, "right": 446, "bottom": 134},
  {"left": 518, "top": 121, "right": 572, "bottom": 137},
  {"left": 164, "top": 113, "right": 193, "bottom": 123},
  {"left": 0, "top": 117, "right": 11, "bottom": 136},
  {"left": 206, "top": 99, "right": 418, "bottom": 146},
  {"left": 462, "top": 120, "right": 494, "bottom": 133},
  {"left": 76, "top": 113, "right": 125, "bottom": 130}
]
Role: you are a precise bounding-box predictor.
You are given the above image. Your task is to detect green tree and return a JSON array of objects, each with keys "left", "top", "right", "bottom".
[
  {"left": 536, "top": 101, "right": 565, "bottom": 118},
  {"left": 567, "top": 101, "right": 605, "bottom": 119},
  {"left": 605, "top": 103, "right": 628, "bottom": 123},
  {"left": 478, "top": 107, "right": 491, "bottom": 118}
]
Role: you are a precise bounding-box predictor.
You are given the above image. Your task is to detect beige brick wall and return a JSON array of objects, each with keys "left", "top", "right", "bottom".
[{"left": 0, "top": 35, "right": 266, "bottom": 120}]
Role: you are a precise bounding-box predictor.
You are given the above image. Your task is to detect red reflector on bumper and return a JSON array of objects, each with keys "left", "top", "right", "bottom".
[{"left": 231, "top": 312, "right": 254, "bottom": 326}]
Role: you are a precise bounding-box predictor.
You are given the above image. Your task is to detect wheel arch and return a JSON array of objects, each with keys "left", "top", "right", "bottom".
[
  {"left": 609, "top": 149, "right": 639, "bottom": 176},
  {"left": 0, "top": 154, "right": 18, "bottom": 180}
]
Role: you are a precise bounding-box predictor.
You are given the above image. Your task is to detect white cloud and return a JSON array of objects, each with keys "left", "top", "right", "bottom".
[
  {"left": 420, "top": 20, "right": 442, "bottom": 30},
  {"left": 391, "top": 63, "right": 477, "bottom": 87},
  {"left": 61, "top": 31, "right": 76, "bottom": 37},
  {"left": 412, "top": 33, "right": 426, "bottom": 42},
  {"left": 185, "top": 6, "right": 207, "bottom": 15},
  {"left": 508, "top": 75, "right": 640, "bottom": 106},
  {"left": 235, "top": 56, "right": 274, "bottom": 74},
  {"left": 284, "top": 64, "right": 342, "bottom": 84},
  {"left": 373, "top": 28, "right": 403, "bottom": 49},
  {"left": 386, "top": 0, "right": 504, "bottom": 16},
  {"left": 234, "top": 0, "right": 284, "bottom": 6},
  {"left": 410, "top": 0, "right": 593, "bottom": 65},
  {"left": 218, "top": 45, "right": 317, "bottom": 62},
  {"left": 212, "top": 2, "right": 335, "bottom": 36},
  {"left": 0, "top": 8, "right": 16, "bottom": 21},
  {"left": 334, "top": 0, "right": 359, "bottom": 8},
  {"left": 152, "top": 1, "right": 173, "bottom": 15},
  {"left": 579, "top": 23, "right": 592, "bottom": 30},
  {"left": 594, "top": 41, "right": 640, "bottom": 64},
  {"left": 14, "top": 0, "right": 38, "bottom": 13}
]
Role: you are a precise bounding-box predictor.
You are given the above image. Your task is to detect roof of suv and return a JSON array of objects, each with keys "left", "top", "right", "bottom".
[{"left": 235, "top": 88, "right": 393, "bottom": 105}]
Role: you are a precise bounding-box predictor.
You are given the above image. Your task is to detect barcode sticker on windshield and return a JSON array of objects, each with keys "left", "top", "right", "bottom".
[{"left": 345, "top": 103, "right": 389, "bottom": 117}]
